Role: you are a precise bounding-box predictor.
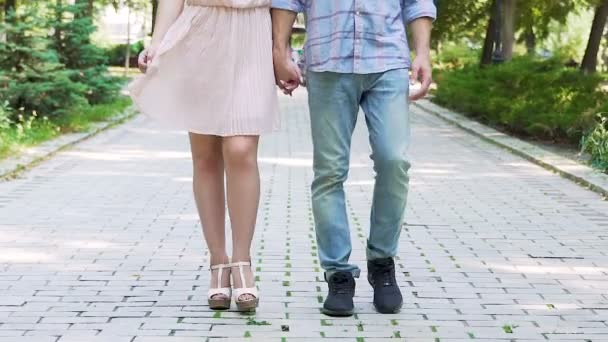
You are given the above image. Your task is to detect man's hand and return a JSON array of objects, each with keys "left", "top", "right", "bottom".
[
  {"left": 273, "top": 49, "right": 301, "bottom": 96},
  {"left": 408, "top": 53, "right": 432, "bottom": 101},
  {"left": 271, "top": 8, "right": 300, "bottom": 95},
  {"left": 408, "top": 16, "right": 433, "bottom": 102}
]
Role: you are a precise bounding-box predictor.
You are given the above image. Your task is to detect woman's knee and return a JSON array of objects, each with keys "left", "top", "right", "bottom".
[
  {"left": 223, "top": 137, "right": 259, "bottom": 170},
  {"left": 192, "top": 152, "right": 223, "bottom": 174},
  {"left": 190, "top": 134, "right": 223, "bottom": 173}
]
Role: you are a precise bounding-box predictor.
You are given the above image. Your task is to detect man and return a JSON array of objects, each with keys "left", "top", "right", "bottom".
[{"left": 271, "top": 1, "right": 436, "bottom": 316}]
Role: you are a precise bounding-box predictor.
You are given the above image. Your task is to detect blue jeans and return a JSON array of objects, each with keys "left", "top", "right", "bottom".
[{"left": 307, "top": 69, "right": 411, "bottom": 278}]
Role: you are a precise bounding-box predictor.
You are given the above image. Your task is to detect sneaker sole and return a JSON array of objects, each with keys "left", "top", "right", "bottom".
[
  {"left": 321, "top": 307, "right": 354, "bottom": 317},
  {"left": 373, "top": 302, "right": 402, "bottom": 314}
]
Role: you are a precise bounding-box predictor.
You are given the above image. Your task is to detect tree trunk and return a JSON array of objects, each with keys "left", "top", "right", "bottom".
[
  {"left": 581, "top": 0, "right": 608, "bottom": 74},
  {"left": 501, "top": 0, "right": 517, "bottom": 61},
  {"left": 4, "top": 0, "right": 16, "bottom": 18},
  {"left": 151, "top": 0, "right": 158, "bottom": 34},
  {"left": 124, "top": 5, "right": 132, "bottom": 77},
  {"left": 524, "top": 24, "right": 536, "bottom": 56},
  {"left": 3, "top": 0, "right": 16, "bottom": 43},
  {"left": 54, "top": 0, "right": 63, "bottom": 56},
  {"left": 480, "top": 0, "right": 497, "bottom": 66}
]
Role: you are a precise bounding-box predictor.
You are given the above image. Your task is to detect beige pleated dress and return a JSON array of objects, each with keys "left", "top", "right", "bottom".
[{"left": 129, "top": 0, "right": 280, "bottom": 136}]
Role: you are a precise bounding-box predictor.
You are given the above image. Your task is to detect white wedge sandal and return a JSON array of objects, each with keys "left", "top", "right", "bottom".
[
  {"left": 207, "top": 262, "right": 232, "bottom": 310},
  {"left": 231, "top": 261, "right": 259, "bottom": 312}
]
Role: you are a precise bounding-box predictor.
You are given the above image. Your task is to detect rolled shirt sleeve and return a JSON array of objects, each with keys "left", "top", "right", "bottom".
[
  {"left": 403, "top": 0, "right": 437, "bottom": 23},
  {"left": 271, "top": 0, "right": 305, "bottom": 13}
]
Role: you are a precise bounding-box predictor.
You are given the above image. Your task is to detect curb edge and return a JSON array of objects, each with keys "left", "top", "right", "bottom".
[{"left": 0, "top": 108, "right": 138, "bottom": 181}]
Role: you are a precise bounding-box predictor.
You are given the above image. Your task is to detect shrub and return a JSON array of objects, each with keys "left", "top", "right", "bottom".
[
  {"left": 434, "top": 57, "right": 608, "bottom": 143},
  {"left": 0, "top": 5, "right": 89, "bottom": 121},
  {"left": 0, "top": 102, "right": 12, "bottom": 155},
  {"left": 435, "top": 43, "right": 480, "bottom": 70},
  {"left": 0, "top": 103, "right": 60, "bottom": 158},
  {"left": 582, "top": 114, "right": 608, "bottom": 172},
  {"left": 0, "top": 102, "right": 11, "bottom": 131},
  {"left": 104, "top": 41, "right": 145, "bottom": 67}
]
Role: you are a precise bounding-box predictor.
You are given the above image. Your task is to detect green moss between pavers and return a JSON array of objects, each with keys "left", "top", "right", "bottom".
[
  {"left": 320, "top": 319, "right": 332, "bottom": 326},
  {"left": 246, "top": 317, "right": 271, "bottom": 326}
]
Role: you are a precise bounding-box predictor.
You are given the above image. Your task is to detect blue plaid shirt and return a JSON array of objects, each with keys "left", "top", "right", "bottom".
[{"left": 272, "top": 0, "right": 437, "bottom": 74}]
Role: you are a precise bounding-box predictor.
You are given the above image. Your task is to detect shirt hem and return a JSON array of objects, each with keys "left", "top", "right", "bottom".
[{"left": 307, "top": 63, "right": 411, "bottom": 75}]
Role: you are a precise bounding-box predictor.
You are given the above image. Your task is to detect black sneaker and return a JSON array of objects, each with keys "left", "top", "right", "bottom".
[
  {"left": 368, "top": 257, "right": 403, "bottom": 314},
  {"left": 322, "top": 271, "right": 355, "bottom": 317}
]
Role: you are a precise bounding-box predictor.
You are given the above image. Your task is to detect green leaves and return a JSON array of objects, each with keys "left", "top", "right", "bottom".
[
  {"left": 0, "top": 1, "right": 121, "bottom": 122},
  {"left": 434, "top": 56, "right": 608, "bottom": 144},
  {"left": 582, "top": 114, "right": 608, "bottom": 171}
]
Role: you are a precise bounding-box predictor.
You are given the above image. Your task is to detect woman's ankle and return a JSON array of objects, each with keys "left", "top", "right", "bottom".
[
  {"left": 210, "top": 254, "right": 230, "bottom": 266},
  {"left": 231, "top": 254, "right": 251, "bottom": 264}
]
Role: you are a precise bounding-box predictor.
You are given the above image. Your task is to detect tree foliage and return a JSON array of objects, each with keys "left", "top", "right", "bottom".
[
  {"left": 433, "top": 0, "right": 490, "bottom": 45},
  {"left": 49, "top": 2, "right": 120, "bottom": 104},
  {"left": 0, "top": 5, "right": 88, "bottom": 120},
  {"left": 433, "top": 0, "right": 604, "bottom": 71},
  {"left": 0, "top": 1, "right": 124, "bottom": 121}
]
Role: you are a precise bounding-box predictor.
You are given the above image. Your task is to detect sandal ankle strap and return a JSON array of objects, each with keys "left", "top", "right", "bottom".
[
  {"left": 210, "top": 261, "right": 231, "bottom": 290},
  {"left": 210, "top": 262, "right": 232, "bottom": 270},
  {"left": 230, "top": 261, "right": 254, "bottom": 291},
  {"left": 231, "top": 261, "right": 251, "bottom": 267}
]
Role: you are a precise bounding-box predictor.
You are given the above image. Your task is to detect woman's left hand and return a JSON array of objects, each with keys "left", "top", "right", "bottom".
[{"left": 138, "top": 48, "right": 156, "bottom": 74}]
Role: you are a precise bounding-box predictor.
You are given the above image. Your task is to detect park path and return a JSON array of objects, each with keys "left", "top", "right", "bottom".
[{"left": 0, "top": 91, "right": 608, "bottom": 341}]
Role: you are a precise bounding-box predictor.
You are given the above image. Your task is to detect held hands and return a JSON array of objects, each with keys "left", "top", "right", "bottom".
[
  {"left": 409, "top": 53, "right": 432, "bottom": 102},
  {"left": 273, "top": 50, "right": 301, "bottom": 96},
  {"left": 137, "top": 48, "right": 157, "bottom": 74}
]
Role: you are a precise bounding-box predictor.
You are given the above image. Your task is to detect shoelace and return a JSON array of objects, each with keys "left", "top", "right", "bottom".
[
  {"left": 373, "top": 261, "right": 396, "bottom": 287},
  {"left": 378, "top": 267, "right": 395, "bottom": 287},
  {"left": 330, "top": 273, "right": 353, "bottom": 295}
]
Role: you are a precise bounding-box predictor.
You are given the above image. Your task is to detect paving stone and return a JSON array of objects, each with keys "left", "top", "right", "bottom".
[{"left": 1, "top": 91, "right": 608, "bottom": 340}]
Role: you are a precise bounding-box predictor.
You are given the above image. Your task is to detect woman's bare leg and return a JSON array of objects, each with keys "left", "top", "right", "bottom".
[
  {"left": 222, "top": 136, "right": 260, "bottom": 300},
  {"left": 189, "top": 133, "right": 230, "bottom": 297}
]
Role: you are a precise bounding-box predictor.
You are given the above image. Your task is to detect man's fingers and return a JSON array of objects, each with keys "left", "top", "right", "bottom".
[
  {"left": 274, "top": 59, "right": 302, "bottom": 96},
  {"left": 419, "top": 71, "right": 432, "bottom": 95},
  {"left": 278, "top": 80, "right": 296, "bottom": 96},
  {"left": 408, "top": 90, "right": 425, "bottom": 102},
  {"left": 409, "top": 88, "right": 429, "bottom": 101},
  {"left": 408, "top": 85, "right": 430, "bottom": 102},
  {"left": 410, "top": 65, "right": 419, "bottom": 84},
  {"left": 294, "top": 65, "right": 302, "bottom": 81}
]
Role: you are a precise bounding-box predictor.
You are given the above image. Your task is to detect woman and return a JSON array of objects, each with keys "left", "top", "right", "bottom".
[{"left": 130, "top": 0, "right": 286, "bottom": 312}]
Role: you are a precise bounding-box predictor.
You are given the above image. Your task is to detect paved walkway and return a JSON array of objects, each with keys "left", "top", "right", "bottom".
[{"left": 1, "top": 91, "right": 608, "bottom": 342}]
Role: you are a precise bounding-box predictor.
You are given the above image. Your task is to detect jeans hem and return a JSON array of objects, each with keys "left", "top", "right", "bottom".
[
  {"left": 366, "top": 246, "right": 398, "bottom": 261},
  {"left": 324, "top": 268, "right": 361, "bottom": 281}
]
